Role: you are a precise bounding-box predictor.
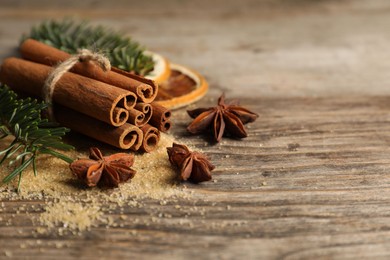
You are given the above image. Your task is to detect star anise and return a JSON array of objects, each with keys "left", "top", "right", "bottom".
[
  {"left": 167, "top": 143, "right": 215, "bottom": 183},
  {"left": 187, "top": 94, "right": 258, "bottom": 142},
  {"left": 69, "top": 147, "right": 136, "bottom": 187}
]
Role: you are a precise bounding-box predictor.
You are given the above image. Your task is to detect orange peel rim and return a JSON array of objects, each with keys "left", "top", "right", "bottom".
[{"left": 144, "top": 51, "right": 171, "bottom": 84}]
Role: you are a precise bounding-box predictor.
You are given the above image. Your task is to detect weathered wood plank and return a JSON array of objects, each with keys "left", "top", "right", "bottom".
[{"left": 1, "top": 96, "right": 390, "bottom": 259}]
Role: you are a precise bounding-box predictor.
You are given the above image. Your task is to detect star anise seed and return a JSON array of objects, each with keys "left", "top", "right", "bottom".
[
  {"left": 187, "top": 94, "right": 258, "bottom": 142},
  {"left": 167, "top": 143, "right": 215, "bottom": 183},
  {"left": 70, "top": 147, "right": 136, "bottom": 187}
]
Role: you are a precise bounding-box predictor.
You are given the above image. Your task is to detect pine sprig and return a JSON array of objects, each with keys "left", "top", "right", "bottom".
[
  {"left": 0, "top": 85, "right": 74, "bottom": 191},
  {"left": 23, "top": 19, "right": 155, "bottom": 76}
]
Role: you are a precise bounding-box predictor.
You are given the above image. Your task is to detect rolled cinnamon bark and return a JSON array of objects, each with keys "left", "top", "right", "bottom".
[
  {"left": 127, "top": 109, "right": 145, "bottom": 127},
  {"left": 134, "top": 103, "right": 152, "bottom": 126},
  {"left": 55, "top": 105, "right": 143, "bottom": 150},
  {"left": 20, "top": 39, "right": 158, "bottom": 104},
  {"left": 154, "top": 120, "right": 171, "bottom": 133},
  {"left": 127, "top": 103, "right": 153, "bottom": 127},
  {"left": 111, "top": 67, "right": 158, "bottom": 103},
  {"left": 0, "top": 57, "right": 132, "bottom": 127},
  {"left": 149, "top": 102, "right": 172, "bottom": 132},
  {"left": 137, "top": 124, "right": 160, "bottom": 153}
]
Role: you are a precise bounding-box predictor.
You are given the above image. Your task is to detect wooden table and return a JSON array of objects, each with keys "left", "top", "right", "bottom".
[{"left": 1, "top": 0, "right": 390, "bottom": 258}]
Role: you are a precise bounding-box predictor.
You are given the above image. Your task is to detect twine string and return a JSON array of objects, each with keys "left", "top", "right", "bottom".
[{"left": 43, "top": 49, "right": 111, "bottom": 121}]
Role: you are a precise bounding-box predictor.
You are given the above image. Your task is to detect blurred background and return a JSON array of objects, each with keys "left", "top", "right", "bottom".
[{"left": 1, "top": 0, "right": 390, "bottom": 98}]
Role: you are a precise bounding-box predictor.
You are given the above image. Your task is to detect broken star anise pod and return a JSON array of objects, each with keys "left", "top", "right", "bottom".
[
  {"left": 187, "top": 94, "right": 258, "bottom": 142},
  {"left": 69, "top": 147, "right": 136, "bottom": 188},
  {"left": 167, "top": 143, "right": 215, "bottom": 183}
]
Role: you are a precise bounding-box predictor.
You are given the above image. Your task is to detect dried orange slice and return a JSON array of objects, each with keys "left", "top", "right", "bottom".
[
  {"left": 144, "top": 51, "right": 171, "bottom": 84},
  {"left": 143, "top": 51, "right": 208, "bottom": 109},
  {"left": 154, "top": 63, "right": 209, "bottom": 109}
]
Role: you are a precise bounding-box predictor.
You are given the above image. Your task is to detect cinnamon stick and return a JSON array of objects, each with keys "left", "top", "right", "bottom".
[
  {"left": 137, "top": 124, "right": 160, "bottom": 153},
  {"left": 149, "top": 102, "right": 172, "bottom": 132},
  {"left": 0, "top": 57, "right": 133, "bottom": 127},
  {"left": 134, "top": 103, "right": 152, "bottom": 126},
  {"left": 127, "top": 109, "right": 145, "bottom": 127},
  {"left": 20, "top": 39, "right": 158, "bottom": 104},
  {"left": 127, "top": 103, "right": 153, "bottom": 127},
  {"left": 55, "top": 105, "right": 143, "bottom": 150},
  {"left": 111, "top": 67, "right": 158, "bottom": 103}
]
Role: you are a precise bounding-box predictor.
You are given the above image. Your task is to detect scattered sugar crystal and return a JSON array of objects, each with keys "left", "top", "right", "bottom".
[{"left": 0, "top": 133, "right": 191, "bottom": 233}]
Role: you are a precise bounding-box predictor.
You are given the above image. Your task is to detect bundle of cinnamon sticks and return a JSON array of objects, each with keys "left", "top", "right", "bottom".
[{"left": 0, "top": 39, "right": 172, "bottom": 152}]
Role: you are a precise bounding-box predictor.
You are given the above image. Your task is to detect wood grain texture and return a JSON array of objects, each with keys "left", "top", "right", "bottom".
[{"left": 1, "top": 0, "right": 390, "bottom": 259}]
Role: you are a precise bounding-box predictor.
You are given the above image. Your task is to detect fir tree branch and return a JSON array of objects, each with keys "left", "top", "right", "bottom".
[
  {"left": 23, "top": 19, "right": 155, "bottom": 76},
  {"left": 0, "top": 84, "right": 74, "bottom": 191}
]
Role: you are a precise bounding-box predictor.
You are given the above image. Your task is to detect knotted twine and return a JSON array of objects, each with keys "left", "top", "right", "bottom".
[{"left": 43, "top": 49, "right": 111, "bottom": 121}]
